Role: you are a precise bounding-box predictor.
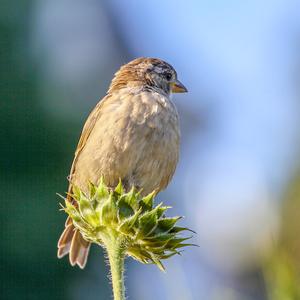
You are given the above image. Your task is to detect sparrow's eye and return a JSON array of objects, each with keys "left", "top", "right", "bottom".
[{"left": 164, "top": 72, "right": 172, "bottom": 81}]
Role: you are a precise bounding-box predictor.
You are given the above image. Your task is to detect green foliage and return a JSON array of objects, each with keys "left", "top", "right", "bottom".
[{"left": 263, "top": 249, "right": 300, "bottom": 300}]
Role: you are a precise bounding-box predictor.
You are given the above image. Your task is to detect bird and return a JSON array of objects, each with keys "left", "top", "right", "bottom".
[{"left": 57, "top": 57, "right": 187, "bottom": 269}]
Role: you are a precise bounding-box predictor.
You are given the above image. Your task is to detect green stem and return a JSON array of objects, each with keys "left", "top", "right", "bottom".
[{"left": 106, "top": 239, "right": 126, "bottom": 300}]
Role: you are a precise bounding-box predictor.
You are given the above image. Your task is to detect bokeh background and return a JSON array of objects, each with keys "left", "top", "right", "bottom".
[{"left": 2, "top": 0, "right": 300, "bottom": 299}]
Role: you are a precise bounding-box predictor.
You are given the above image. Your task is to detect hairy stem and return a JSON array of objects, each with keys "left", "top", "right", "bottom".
[{"left": 106, "top": 238, "right": 126, "bottom": 300}]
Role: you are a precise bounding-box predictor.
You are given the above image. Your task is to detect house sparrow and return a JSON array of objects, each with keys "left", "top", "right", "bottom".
[{"left": 57, "top": 57, "right": 187, "bottom": 268}]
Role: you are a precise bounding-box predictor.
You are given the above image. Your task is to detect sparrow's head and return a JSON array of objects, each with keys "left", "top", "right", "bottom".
[{"left": 108, "top": 57, "right": 187, "bottom": 95}]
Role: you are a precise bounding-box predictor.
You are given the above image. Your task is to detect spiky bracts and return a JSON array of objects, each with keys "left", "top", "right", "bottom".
[{"left": 62, "top": 178, "right": 193, "bottom": 271}]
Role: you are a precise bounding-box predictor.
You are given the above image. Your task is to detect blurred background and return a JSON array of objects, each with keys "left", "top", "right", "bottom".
[{"left": 2, "top": 0, "right": 300, "bottom": 299}]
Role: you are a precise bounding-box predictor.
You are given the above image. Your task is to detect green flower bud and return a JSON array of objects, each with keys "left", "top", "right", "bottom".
[{"left": 63, "top": 178, "right": 194, "bottom": 271}]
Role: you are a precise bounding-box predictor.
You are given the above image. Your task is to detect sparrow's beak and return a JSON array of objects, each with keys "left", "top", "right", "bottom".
[{"left": 171, "top": 80, "right": 188, "bottom": 93}]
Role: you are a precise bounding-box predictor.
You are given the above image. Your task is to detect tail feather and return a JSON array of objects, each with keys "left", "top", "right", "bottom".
[
  {"left": 58, "top": 223, "right": 73, "bottom": 248},
  {"left": 65, "top": 216, "right": 73, "bottom": 227},
  {"left": 69, "top": 230, "right": 90, "bottom": 268},
  {"left": 57, "top": 219, "right": 90, "bottom": 269},
  {"left": 57, "top": 224, "right": 73, "bottom": 258}
]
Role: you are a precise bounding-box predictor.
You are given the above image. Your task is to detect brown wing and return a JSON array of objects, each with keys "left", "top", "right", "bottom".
[
  {"left": 66, "top": 95, "right": 110, "bottom": 203},
  {"left": 58, "top": 95, "right": 110, "bottom": 268}
]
